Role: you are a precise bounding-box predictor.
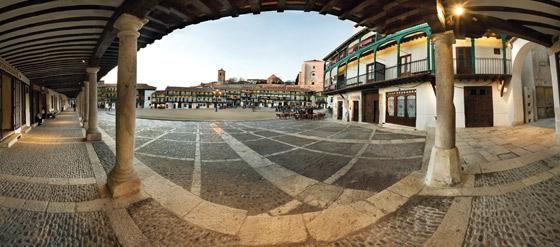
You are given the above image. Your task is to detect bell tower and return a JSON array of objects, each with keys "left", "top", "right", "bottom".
[{"left": 218, "top": 68, "right": 226, "bottom": 84}]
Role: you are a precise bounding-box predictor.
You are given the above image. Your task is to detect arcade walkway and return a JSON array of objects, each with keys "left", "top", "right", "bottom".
[{"left": 0, "top": 111, "right": 559, "bottom": 246}]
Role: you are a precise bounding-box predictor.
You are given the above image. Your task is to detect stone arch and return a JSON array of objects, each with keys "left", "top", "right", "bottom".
[{"left": 508, "top": 39, "right": 539, "bottom": 125}]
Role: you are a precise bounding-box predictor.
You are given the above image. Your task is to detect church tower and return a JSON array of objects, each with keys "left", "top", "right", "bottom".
[{"left": 218, "top": 68, "right": 226, "bottom": 84}]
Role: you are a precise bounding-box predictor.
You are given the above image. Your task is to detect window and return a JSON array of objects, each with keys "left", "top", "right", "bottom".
[
  {"left": 397, "top": 96, "right": 405, "bottom": 117},
  {"left": 407, "top": 95, "right": 416, "bottom": 117},
  {"left": 400, "top": 54, "right": 412, "bottom": 76},
  {"left": 366, "top": 63, "right": 375, "bottom": 81},
  {"left": 387, "top": 96, "right": 395, "bottom": 116},
  {"left": 494, "top": 48, "right": 501, "bottom": 55}
]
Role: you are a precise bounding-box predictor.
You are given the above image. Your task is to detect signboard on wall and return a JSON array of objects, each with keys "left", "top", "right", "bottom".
[{"left": 0, "top": 57, "right": 30, "bottom": 85}]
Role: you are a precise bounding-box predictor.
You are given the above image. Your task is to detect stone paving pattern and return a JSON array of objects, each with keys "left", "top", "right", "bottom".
[
  {"left": 475, "top": 159, "right": 557, "bottom": 187},
  {"left": 0, "top": 180, "right": 99, "bottom": 202},
  {"left": 457, "top": 125, "right": 555, "bottom": 170},
  {"left": 0, "top": 143, "right": 93, "bottom": 178},
  {"left": 1, "top": 111, "right": 558, "bottom": 246},
  {"left": 128, "top": 198, "right": 239, "bottom": 246},
  {"left": 97, "top": 113, "right": 427, "bottom": 216},
  {"left": 465, "top": 176, "right": 560, "bottom": 246},
  {"left": 92, "top": 140, "right": 117, "bottom": 173},
  {"left": 329, "top": 196, "right": 453, "bottom": 246},
  {"left": 0, "top": 112, "right": 120, "bottom": 246},
  {"left": 200, "top": 160, "right": 293, "bottom": 215},
  {"left": 0, "top": 207, "right": 120, "bottom": 246}
]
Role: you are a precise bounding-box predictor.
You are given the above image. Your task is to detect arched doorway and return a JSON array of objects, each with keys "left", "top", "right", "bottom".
[{"left": 510, "top": 39, "right": 556, "bottom": 125}]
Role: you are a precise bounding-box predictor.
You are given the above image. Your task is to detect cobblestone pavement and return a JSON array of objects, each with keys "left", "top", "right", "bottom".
[
  {"left": 128, "top": 198, "right": 239, "bottom": 246},
  {"left": 0, "top": 207, "right": 119, "bottom": 246},
  {"left": 0, "top": 112, "right": 120, "bottom": 246},
  {"left": 474, "top": 157, "right": 559, "bottom": 187},
  {"left": 2, "top": 110, "right": 559, "bottom": 246},
  {"left": 465, "top": 176, "right": 560, "bottom": 246},
  {"left": 328, "top": 196, "right": 453, "bottom": 246}
]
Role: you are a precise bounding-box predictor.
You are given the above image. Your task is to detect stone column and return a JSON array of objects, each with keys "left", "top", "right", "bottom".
[
  {"left": 549, "top": 42, "right": 560, "bottom": 144},
  {"left": 82, "top": 82, "right": 89, "bottom": 128},
  {"left": 80, "top": 90, "right": 85, "bottom": 121},
  {"left": 425, "top": 31, "right": 461, "bottom": 187},
  {"left": 77, "top": 92, "right": 81, "bottom": 119},
  {"left": 86, "top": 67, "right": 102, "bottom": 141},
  {"left": 107, "top": 13, "right": 148, "bottom": 198}
]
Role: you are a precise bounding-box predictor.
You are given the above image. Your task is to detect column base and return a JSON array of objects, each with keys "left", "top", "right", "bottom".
[
  {"left": 425, "top": 146, "right": 461, "bottom": 187},
  {"left": 107, "top": 173, "right": 141, "bottom": 198},
  {"left": 86, "top": 130, "right": 102, "bottom": 141}
]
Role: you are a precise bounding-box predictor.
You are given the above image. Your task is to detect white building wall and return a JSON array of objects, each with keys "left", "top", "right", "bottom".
[
  {"left": 144, "top": 90, "right": 154, "bottom": 108},
  {"left": 378, "top": 82, "right": 436, "bottom": 130}
]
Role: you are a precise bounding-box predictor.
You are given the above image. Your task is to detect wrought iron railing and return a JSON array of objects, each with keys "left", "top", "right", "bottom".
[
  {"left": 454, "top": 57, "right": 512, "bottom": 75},
  {"left": 325, "top": 58, "right": 430, "bottom": 91},
  {"left": 325, "top": 57, "right": 512, "bottom": 92}
]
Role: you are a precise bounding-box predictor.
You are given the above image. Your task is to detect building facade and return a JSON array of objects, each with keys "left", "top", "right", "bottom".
[
  {"left": 98, "top": 82, "right": 156, "bottom": 109},
  {"left": 0, "top": 58, "right": 69, "bottom": 145},
  {"left": 154, "top": 69, "right": 326, "bottom": 109},
  {"left": 159, "top": 83, "right": 316, "bottom": 109},
  {"left": 324, "top": 24, "right": 519, "bottom": 130},
  {"left": 297, "top": 60, "right": 325, "bottom": 92}
]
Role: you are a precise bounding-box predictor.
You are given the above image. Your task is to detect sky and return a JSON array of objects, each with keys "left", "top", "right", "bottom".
[{"left": 101, "top": 11, "right": 354, "bottom": 90}]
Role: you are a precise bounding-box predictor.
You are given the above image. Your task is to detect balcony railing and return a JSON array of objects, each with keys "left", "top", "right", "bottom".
[
  {"left": 328, "top": 58, "right": 430, "bottom": 91},
  {"left": 454, "top": 57, "right": 512, "bottom": 75},
  {"left": 325, "top": 57, "right": 512, "bottom": 92}
]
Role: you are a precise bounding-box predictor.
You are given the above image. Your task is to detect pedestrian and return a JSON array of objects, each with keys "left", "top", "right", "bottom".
[{"left": 35, "top": 112, "right": 43, "bottom": 126}]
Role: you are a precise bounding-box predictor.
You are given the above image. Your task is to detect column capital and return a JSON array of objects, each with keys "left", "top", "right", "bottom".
[
  {"left": 431, "top": 31, "right": 455, "bottom": 46},
  {"left": 114, "top": 13, "right": 148, "bottom": 38},
  {"left": 86, "top": 67, "right": 100, "bottom": 74},
  {"left": 548, "top": 40, "right": 560, "bottom": 55}
]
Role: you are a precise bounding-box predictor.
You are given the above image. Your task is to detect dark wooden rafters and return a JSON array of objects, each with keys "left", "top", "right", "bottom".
[
  {"left": 250, "top": 0, "right": 261, "bottom": 15},
  {"left": 339, "top": 1, "right": 373, "bottom": 20},
  {"left": 464, "top": 13, "right": 553, "bottom": 47},
  {"left": 320, "top": 0, "right": 339, "bottom": 15},
  {"left": 0, "top": 25, "right": 105, "bottom": 44},
  {"left": 277, "top": 0, "right": 286, "bottom": 12},
  {"left": 0, "top": 0, "right": 557, "bottom": 97},
  {"left": 190, "top": 0, "right": 213, "bottom": 16},
  {"left": 304, "top": 0, "right": 316, "bottom": 12},
  {"left": 1, "top": 35, "right": 99, "bottom": 52},
  {"left": 218, "top": 0, "right": 239, "bottom": 17},
  {"left": 89, "top": 0, "right": 161, "bottom": 67}
]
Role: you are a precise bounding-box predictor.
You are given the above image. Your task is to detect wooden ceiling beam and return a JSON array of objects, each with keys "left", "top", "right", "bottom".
[
  {"left": 190, "top": 0, "right": 213, "bottom": 15},
  {"left": 250, "top": 0, "right": 261, "bottom": 14},
  {"left": 320, "top": 0, "right": 338, "bottom": 15},
  {"left": 90, "top": 0, "right": 161, "bottom": 67},
  {"left": 304, "top": 0, "right": 316, "bottom": 12},
  {"left": 339, "top": 0, "right": 373, "bottom": 20},
  {"left": 277, "top": 0, "right": 286, "bottom": 12}
]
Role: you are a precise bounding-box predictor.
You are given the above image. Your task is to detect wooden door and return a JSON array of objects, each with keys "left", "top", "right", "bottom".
[
  {"left": 337, "top": 101, "right": 343, "bottom": 120},
  {"left": 464, "top": 86, "right": 493, "bottom": 127},
  {"left": 456, "top": 47, "right": 473, "bottom": 74},
  {"left": 386, "top": 90, "right": 416, "bottom": 127},
  {"left": 352, "top": 100, "right": 359, "bottom": 121},
  {"left": 363, "top": 92, "right": 379, "bottom": 124}
]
